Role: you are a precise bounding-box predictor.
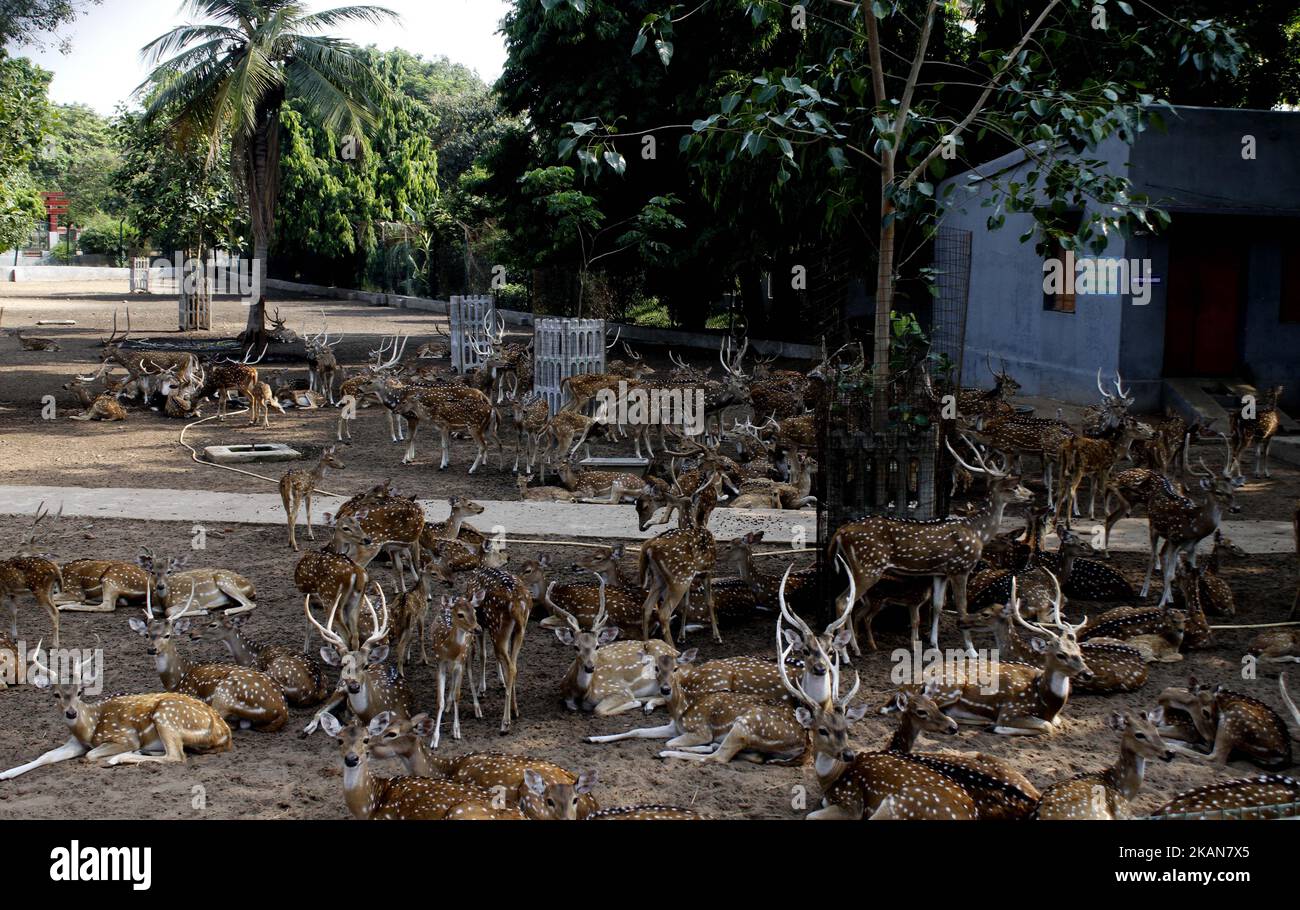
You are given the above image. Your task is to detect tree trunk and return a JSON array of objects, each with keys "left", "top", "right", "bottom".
[
  {"left": 238, "top": 234, "right": 269, "bottom": 351},
  {"left": 236, "top": 103, "right": 281, "bottom": 351}
]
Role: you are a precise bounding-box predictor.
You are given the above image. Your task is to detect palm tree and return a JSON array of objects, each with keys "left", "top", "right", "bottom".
[{"left": 139, "top": 1, "right": 396, "bottom": 345}]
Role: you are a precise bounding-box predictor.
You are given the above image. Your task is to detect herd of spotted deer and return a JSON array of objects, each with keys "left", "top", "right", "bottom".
[{"left": 2, "top": 317, "right": 1300, "bottom": 820}]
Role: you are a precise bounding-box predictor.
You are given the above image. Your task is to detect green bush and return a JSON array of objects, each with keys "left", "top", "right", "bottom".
[{"left": 494, "top": 282, "right": 529, "bottom": 311}]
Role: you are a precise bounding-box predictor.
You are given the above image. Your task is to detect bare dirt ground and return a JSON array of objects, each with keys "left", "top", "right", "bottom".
[{"left": 1, "top": 280, "right": 1298, "bottom": 820}]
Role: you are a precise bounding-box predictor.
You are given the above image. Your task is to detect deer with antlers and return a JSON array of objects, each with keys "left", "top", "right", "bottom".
[
  {"left": 63, "top": 374, "right": 128, "bottom": 421},
  {"left": 1034, "top": 711, "right": 1176, "bottom": 819},
  {"left": 957, "top": 354, "right": 1020, "bottom": 420},
  {"left": 518, "top": 555, "right": 643, "bottom": 632},
  {"left": 293, "top": 514, "right": 371, "bottom": 652},
  {"left": 1140, "top": 453, "right": 1244, "bottom": 608},
  {"left": 304, "top": 588, "right": 414, "bottom": 735},
  {"left": 202, "top": 345, "right": 267, "bottom": 422},
  {"left": 189, "top": 612, "right": 331, "bottom": 708},
  {"left": 0, "top": 648, "right": 232, "bottom": 779},
  {"left": 1, "top": 503, "right": 65, "bottom": 645},
  {"left": 1155, "top": 677, "right": 1293, "bottom": 769},
  {"left": 831, "top": 435, "right": 1032, "bottom": 653},
  {"left": 466, "top": 566, "right": 531, "bottom": 735},
  {"left": 1228, "top": 384, "right": 1284, "bottom": 479},
  {"left": 129, "top": 592, "right": 288, "bottom": 731},
  {"left": 303, "top": 311, "right": 343, "bottom": 402},
  {"left": 1054, "top": 417, "right": 1154, "bottom": 521},
  {"left": 279, "top": 447, "right": 345, "bottom": 551}
]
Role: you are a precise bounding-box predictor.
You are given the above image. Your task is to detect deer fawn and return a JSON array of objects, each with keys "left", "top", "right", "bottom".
[
  {"left": 304, "top": 589, "right": 414, "bottom": 735},
  {"left": 1155, "top": 677, "right": 1293, "bottom": 768},
  {"left": 466, "top": 567, "right": 531, "bottom": 735},
  {"left": 130, "top": 592, "right": 289, "bottom": 731},
  {"left": 248, "top": 380, "right": 285, "bottom": 427},
  {"left": 427, "top": 592, "right": 484, "bottom": 747},
  {"left": 831, "top": 435, "right": 1032, "bottom": 653},
  {"left": 279, "top": 447, "right": 345, "bottom": 550},
  {"left": 0, "top": 649, "right": 231, "bottom": 778},
  {"left": 1033, "top": 711, "right": 1175, "bottom": 819},
  {"left": 189, "top": 612, "right": 331, "bottom": 707}
]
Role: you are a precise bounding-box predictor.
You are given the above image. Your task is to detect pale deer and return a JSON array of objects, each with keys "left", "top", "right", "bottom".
[
  {"left": 139, "top": 551, "right": 258, "bottom": 617},
  {"left": 304, "top": 589, "right": 414, "bottom": 735},
  {"left": 318, "top": 712, "right": 524, "bottom": 820},
  {"left": 279, "top": 447, "right": 345, "bottom": 550},
  {"left": 130, "top": 592, "right": 288, "bottom": 731},
  {"left": 1155, "top": 677, "right": 1293, "bottom": 769},
  {"left": 466, "top": 567, "right": 531, "bottom": 735},
  {"left": 189, "top": 612, "right": 331, "bottom": 707},
  {"left": 1150, "top": 774, "right": 1300, "bottom": 820},
  {"left": 61, "top": 568, "right": 144, "bottom": 628},
  {"left": 548, "top": 578, "right": 676, "bottom": 714},
  {"left": 515, "top": 473, "right": 577, "bottom": 502},
  {"left": 427, "top": 592, "right": 484, "bottom": 746},
  {"left": 1033, "top": 711, "right": 1175, "bottom": 819},
  {"left": 830, "top": 434, "right": 1032, "bottom": 653},
  {"left": 0, "top": 648, "right": 231, "bottom": 778}
]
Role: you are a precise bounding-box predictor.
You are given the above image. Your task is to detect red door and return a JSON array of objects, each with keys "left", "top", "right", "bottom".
[{"left": 1163, "top": 219, "right": 1244, "bottom": 376}]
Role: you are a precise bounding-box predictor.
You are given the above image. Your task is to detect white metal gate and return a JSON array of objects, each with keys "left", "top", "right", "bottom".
[
  {"left": 449, "top": 294, "right": 495, "bottom": 374},
  {"left": 533, "top": 317, "right": 606, "bottom": 414},
  {"left": 129, "top": 257, "right": 150, "bottom": 293}
]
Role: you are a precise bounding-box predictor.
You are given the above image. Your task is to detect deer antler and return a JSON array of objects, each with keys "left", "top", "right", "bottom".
[
  {"left": 305, "top": 593, "right": 348, "bottom": 651},
  {"left": 543, "top": 581, "right": 582, "bottom": 635},
  {"left": 944, "top": 433, "right": 1009, "bottom": 478},
  {"left": 775, "top": 566, "right": 816, "bottom": 709},
  {"left": 605, "top": 324, "right": 622, "bottom": 350},
  {"left": 361, "top": 583, "right": 389, "bottom": 651}
]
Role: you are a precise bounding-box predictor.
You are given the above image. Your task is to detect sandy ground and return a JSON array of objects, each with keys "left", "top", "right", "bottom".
[
  {"left": 1, "top": 280, "right": 1298, "bottom": 820},
  {"left": 0, "top": 516, "right": 1295, "bottom": 819}
]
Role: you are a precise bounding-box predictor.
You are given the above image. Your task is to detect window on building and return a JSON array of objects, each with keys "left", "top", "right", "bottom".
[{"left": 1043, "top": 237, "right": 1076, "bottom": 314}]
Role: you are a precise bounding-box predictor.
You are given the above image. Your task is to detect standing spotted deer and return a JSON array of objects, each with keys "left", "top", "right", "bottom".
[
  {"left": 1228, "top": 384, "right": 1284, "bottom": 479},
  {"left": 279, "top": 447, "right": 345, "bottom": 550},
  {"left": 426, "top": 592, "right": 483, "bottom": 747},
  {"left": 1, "top": 504, "right": 65, "bottom": 645},
  {"left": 831, "top": 435, "right": 1032, "bottom": 653},
  {"left": 466, "top": 567, "right": 531, "bottom": 735},
  {"left": 204, "top": 345, "right": 266, "bottom": 422}
]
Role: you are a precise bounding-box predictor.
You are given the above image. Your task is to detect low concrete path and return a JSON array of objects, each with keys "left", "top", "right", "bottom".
[{"left": 0, "top": 485, "right": 1294, "bottom": 554}]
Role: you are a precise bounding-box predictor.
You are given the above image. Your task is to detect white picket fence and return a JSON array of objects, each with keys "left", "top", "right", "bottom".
[
  {"left": 533, "top": 317, "right": 607, "bottom": 414},
  {"left": 449, "top": 294, "right": 495, "bottom": 374}
]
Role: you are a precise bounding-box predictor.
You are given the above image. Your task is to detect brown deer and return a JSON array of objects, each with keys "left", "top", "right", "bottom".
[
  {"left": 557, "top": 458, "right": 645, "bottom": 504},
  {"left": 638, "top": 520, "right": 717, "bottom": 645},
  {"left": 303, "top": 589, "right": 414, "bottom": 735},
  {"left": 398, "top": 384, "right": 497, "bottom": 472},
  {"left": 1033, "top": 711, "right": 1175, "bottom": 819},
  {"left": 1079, "top": 604, "right": 1187, "bottom": 663},
  {"left": 957, "top": 354, "right": 1020, "bottom": 420},
  {"left": 279, "top": 447, "right": 345, "bottom": 550},
  {"left": 1228, "top": 384, "right": 1284, "bottom": 479},
  {"left": 362, "top": 713, "right": 601, "bottom": 819},
  {"left": 1141, "top": 455, "right": 1243, "bottom": 607},
  {"left": 466, "top": 566, "right": 531, "bottom": 735},
  {"left": 1248, "top": 629, "right": 1300, "bottom": 665},
  {"left": 56, "top": 558, "right": 151, "bottom": 615},
  {"left": 247, "top": 380, "right": 285, "bottom": 427},
  {"left": 427, "top": 592, "right": 483, "bottom": 747},
  {"left": 204, "top": 345, "right": 265, "bottom": 422},
  {"left": 1054, "top": 418, "right": 1154, "bottom": 520},
  {"left": 517, "top": 555, "right": 644, "bottom": 632},
  {"left": 515, "top": 473, "right": 577, "bottom": 502},
  {"left": 1, "top": 504, "right": 64, "bottom": 645},
  {"left": 317, "top": 713, "right": 523, "bottom": 820},
  {"left": 189, "top": 612, "right": 331, "bottom": 707},
  {"left": 0, "top": 650, "right": 231, "bottom": 778},
  {"left": 831, "top": 435, "right": 1032, "bottom": 653},
  {"left": 496, "top": 393, "right": 549, "bottom": 472},
  {"left": 335, "top": 494, "right": 426, "bottom": 587},
  {"left": 1150, "top": 774, "right": 1300, "bottom": 820},
  {"left": 129, "top": 593, "right": 288, "bottom": 731},
  {"left": 1156, "top": 677, "right": 1293, "bottom": 769},
  {"left": 421, "top": 496, "right": 487, "bottom": 553},
  {"left": 537, "top": 411, "right": 600, "bottom": 479},
  {"left": 293, "top": 514, "right": 370, "bottom": 650},
  {"left": 878, "top": 687, "right": 1041, "bottom": 820},
  {"left": 14, "top": 330, "right": 61, "bottom": 351}
]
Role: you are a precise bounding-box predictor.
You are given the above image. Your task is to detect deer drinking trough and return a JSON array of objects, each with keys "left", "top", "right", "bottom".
[{"left": 203, "top": 443, "right": 301, "bottom": 464}]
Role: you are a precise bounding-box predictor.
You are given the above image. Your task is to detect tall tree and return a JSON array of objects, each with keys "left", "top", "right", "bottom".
[
  {"left": 0, "top": 55, "right": 52, "bottom": 251},
  {"left": 139, "top": 0, "right": 397, "bottom": 346}
]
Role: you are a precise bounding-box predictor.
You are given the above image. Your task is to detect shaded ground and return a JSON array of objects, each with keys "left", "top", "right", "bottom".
[{"left": 0, "top": 515, "right": 1295, "bottom": 820}]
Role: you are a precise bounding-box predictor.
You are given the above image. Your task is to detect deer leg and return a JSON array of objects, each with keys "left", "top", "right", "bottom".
[
  {"left": 1140, "top": 527, "right": 1160, "bottom": 598},
  {"left": 450, "top": 664, "right": 466, "bottom": 740},
  {"left": 1156, "top": 543, "right": 1179, "bottom": 608},
  {"left": 641, "top": 581, "right": 663, "bottom": 643},
  {"left": 304, "top": 492, "right": 314, "bottom": 541},
  {"left": 991, "top": 714, "right": 1055, "bottom": 736},
  {"left": 432, "top": 666, "right": 448, "bottom": 749},
  {"left": 587, "top": 721, "right": 680, "bottom": 743},
  {"left": 283, "top": 491, "right": 299, "bottom": 550},
  {"left": 704, "top": 576, "right": 720, "bottom": 644},
  {"left": 0, "top": 736, "right": 88, "bottom": 780},
  {"left": 439, "top": 427, "right": 452, "bottom": 471},
  {"left": 402, "top": 417, "right": 421, "bottom": 463}
]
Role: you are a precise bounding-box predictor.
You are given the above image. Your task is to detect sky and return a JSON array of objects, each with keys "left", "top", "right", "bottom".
[{"left": 12, "top": 0, "right": 513, "bottom": 115}]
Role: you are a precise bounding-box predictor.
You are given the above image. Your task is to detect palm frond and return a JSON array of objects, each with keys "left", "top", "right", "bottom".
[{"left": 295, "top": 5, "right": 400, "bottom": 32}]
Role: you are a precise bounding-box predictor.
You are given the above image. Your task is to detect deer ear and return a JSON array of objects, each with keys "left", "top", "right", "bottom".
[
  {"left": 367, "top": 644, "right": 389, "bottom": 665},
  {"left": 1108, "top": 711, "right": 1127, "bottom": 731},
  {"left": 746, "top": 531, "right": 765, "bottom": 544},
  {"left": 411, "top": 714, "right": 435, "bottom": 737},
  {"left": 1028, "top": 636, "right": 1048, "bottom": 654},
  {"left": 318, "top": 713, "right": 343, "bottom": 738},
  {"left": 782, "top": 628, "right": 803, "bottom": 650},
  {"left": 173, "top": 619, "right": 192, "bottom": 635},
  {"left": 610, "top": 544, "right": 624, "bottom": 559},
  {"left": 885, "top": 691, "right": 908, "bottom": 714},
  {"left": 553, "top": 628, "right": 575, "bottom": 646},
  {"left": 922, "top": 678, "right": 941, "bottom": 699},
  {"left": 128, "top": 617, "right": 148, "bottom": 636},
  {"left": 576, "top": 769, "right": 598, "bottom": 794},
  {"left": 319, "top": 647, "right": 340, "bottom": 667},
  {"left": 538, "top": 554, "right": 551, "bottom": 568},
  {"left": 470, "top": 589, "right": 487, "bottom": 606},
  {"left": 846, "top": 703, "right": 870, "bottom": 723},
  {"left": 794, "top": 706, "right": 814, "bottom": 729},
  {"left": 597, "top": 626, "right": 620, "bottom": 644},
  {"left": 368, "top": 712, "right": 393, "bottom": 736},
  {"left": 832, "top": 628, "right": 853, "bottom": 649},
  {"left": 524, "top": 769, "right": 546, "bottom": 796},
  {"left": 678, "top": 648, "right": 698, "bottom": 665}
]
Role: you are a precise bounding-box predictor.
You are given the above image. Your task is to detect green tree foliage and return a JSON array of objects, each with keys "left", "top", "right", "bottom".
[
  {"left": 28, "top": 103, "right": 120, "bottom": 225},
  {"left": 0, "top": 55, "right": 51, "bottom": 250},
  {"left": 0, "top": 0, "right": 98, "bottom": 50}
]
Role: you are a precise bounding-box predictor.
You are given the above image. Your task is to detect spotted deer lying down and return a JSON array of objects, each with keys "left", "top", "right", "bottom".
[
  {"left": 1155, "top": 677, "right": 1293, "bottom": 769},
  {"left": 1033, "top": 711, "right": 1175, "bottom": 820},
  {"left": 0, "top": 649, "right": 231, "bottom": 778},
  {"left": 1149, "top": 773, "right": 1300, "bottom": 820}
]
